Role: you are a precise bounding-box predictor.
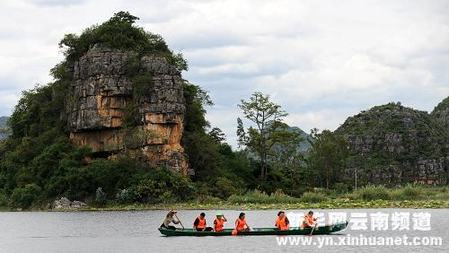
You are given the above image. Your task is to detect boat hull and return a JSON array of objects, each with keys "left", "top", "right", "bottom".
[{"left": 159, "top": 221, "right": 348, "bottom": 236}]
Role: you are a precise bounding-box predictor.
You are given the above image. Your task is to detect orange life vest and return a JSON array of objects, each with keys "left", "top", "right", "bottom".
[
  {"left": 275, "top": 216, "right": 289, "bottom": 230},
  {"left": 302, "top": 215, "right": 315, "bottom": 228},
  {"left": 214, "top": 218, "right": 225, "bottom": 232},
  {"left": 235, "top": 218, "right": 247, "bottom": 231},
  {"left": 196, "top": 216, "right": 206, "bottom": 229}
]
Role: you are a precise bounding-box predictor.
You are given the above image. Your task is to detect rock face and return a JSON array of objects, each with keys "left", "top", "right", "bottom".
[
  {"left": 67, "top": 46, "right": 188, "bottom": 174},
  {"left": 336, "top": 102, "right": 449, "bottom": 186}
]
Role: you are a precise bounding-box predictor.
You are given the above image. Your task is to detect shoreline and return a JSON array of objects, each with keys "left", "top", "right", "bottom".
[
  {"left": 2, "top": 199, "right": 448, "bottom": 212},
  {"left": 84, "top": 200, "right": 449, "bottom": 211}
]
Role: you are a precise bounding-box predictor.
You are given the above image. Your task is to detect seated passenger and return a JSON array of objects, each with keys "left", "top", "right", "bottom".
[
  {"left": 214, "top": 213, "right": 227, "bottom": 232},
  {"left": 193, "top": 212, "right": 213, "bottom": 231},
  {"left": 275, "top": 211, "right": 290, "bottom": 230},
  {"left": 301, "top": 210, "right": 317, "bottom": 228}
]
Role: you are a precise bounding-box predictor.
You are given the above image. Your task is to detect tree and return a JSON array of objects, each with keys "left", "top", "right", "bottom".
[
  {"left": 208, "top": 127, "right": 226, "bottom": 144},
  {"left": 237, "top": 92, "right": 300, "bottom": 180},
  {"left": 266, "top": 131, "right": 306, "bottom": 195},
  {"left": 307, "top": 129, "right": 349, "bottom": 189}
]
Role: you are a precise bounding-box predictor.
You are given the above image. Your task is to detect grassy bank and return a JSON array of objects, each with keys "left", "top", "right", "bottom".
[
  {"left": 58, "top": 185, "right": 449, "bottom": 211},
  {"left": 2, "top": 185, "right": 449, "bottom": 211},
  {"left": 82, "top": 199, "right": 449, "bottom": 211}
]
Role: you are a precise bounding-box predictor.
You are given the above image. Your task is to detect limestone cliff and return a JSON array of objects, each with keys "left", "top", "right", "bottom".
[
  {"left": 67, "top": 46, "right": 188, "bottom": 174},
  {"left": 335, "top": 102, "right": 449, "bottom": 185}
]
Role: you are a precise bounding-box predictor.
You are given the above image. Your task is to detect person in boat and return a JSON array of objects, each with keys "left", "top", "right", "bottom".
[
  {"left": 160, "top": 210, "right": 181, "bottom": 230},
  {"left": 235, "top": 212, "right": 250, "bottom": 232},
  {"left": 214, "top": 212, "right": 227, "bottom": 232},
  {"left": 275, "top": 211, "right": 290, "bottom": 230},
  {"left": 193, "top": 212, "right": 213, "bottom": 231},
  {"left": 301, "top": 210, "right": 317, "bottom": 228}
]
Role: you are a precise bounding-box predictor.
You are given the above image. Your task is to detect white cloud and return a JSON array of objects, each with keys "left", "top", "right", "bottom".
[{"left": 0, "top": 0, "right": 448, "bottom": 147}]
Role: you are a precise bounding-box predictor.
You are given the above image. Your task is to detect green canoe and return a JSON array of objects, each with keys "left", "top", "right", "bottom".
[{"left": 159, "top": 221, "right": 348, "bottom": 236}]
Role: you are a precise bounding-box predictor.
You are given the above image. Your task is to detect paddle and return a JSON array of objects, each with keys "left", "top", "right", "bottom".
[
  {"left": 309, "top": 220, "right": 318, "bottom": 236},
  {"left": 174, "top": 213, "right": 184, "bottom": 229}
]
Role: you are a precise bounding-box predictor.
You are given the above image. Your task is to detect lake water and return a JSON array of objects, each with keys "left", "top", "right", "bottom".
[{"left": 0, "top": 209, "right": 447, "bottom": 253}]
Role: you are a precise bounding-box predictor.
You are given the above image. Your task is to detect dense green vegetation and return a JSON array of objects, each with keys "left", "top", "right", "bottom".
[
  {"left": 0, "top": 12, "right": 290, "bottom": 210},
  {"left": 59, "top": 11, "right": 186, "bottom": 71},
  {"left": 432, "top": 97, "right": 449, "bottom": 116},
  {"left": 237, "top": 92, "right": 302, "bottom": 180},
  {"left": 307, "top": 129, "right": 348, "bottom": 189},
  {"left": 335, "top": 102, "right": 449, "bottom": 185},
  {"left": 228, "top": 184, "right": 449, "bottom": 204},
  {"left": 431, "top": 96, "right": 449, "bottom": 129},
  {"left": 74, "top": 185, "right": 449, "bottom": 211},
  {"left": 1, "top": 12, "right": 448, "bottom": 210},
  {"left": 0, "top": 12, "right": 195, "bottom": 210}
]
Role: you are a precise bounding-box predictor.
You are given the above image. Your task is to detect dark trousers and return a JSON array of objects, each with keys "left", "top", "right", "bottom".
[{"left": 160, "top": 224, "right": 176, "bottom": 230}]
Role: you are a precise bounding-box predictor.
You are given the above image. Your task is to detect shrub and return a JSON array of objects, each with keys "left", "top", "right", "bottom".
[
  {"left": 227, "top": 189, "right": 298, "bottom": 204},
  {"left": 195, "top": 195, "right": 222, "bottom": 204},
  {"left": 300, "top": 192, "right": 328, "bottom": 203},
  {"left": 352, "top": 185, "right": 390, "bottom": 201},
  {"left": 390, "top": 184, "right": 423, "bottom": 200},
  {"left": 212, "top": 176, "right": 240, "bottom": 199},
  {"left": 95, "top": 187, "right": 107, "bottom": 205},
  {"left": 59, "top": 11, "right": 187, "bottom": 71},
  {"left": 115, "top": 189, "right": 135, "bottom": 204},
  {"left": 133, "top": 178, "right": 166, "bottom": 203},
  {"left": 401, "top": 184, "right": 423, "bottom": 200},
  {"left": 10, "top": 184, "right": 42, "bottom": 209},
  {"left": 333, "top": 183, "right": 351, "bottom": 194},
  {"left": 0, "top": 192, "right": 8, "bottom": 207},
  {"left": 433, "top": 189, "right": 449, "bottom": 200},
  {"left": 130, "top": 167, "right": 195, "bottom": 203}
]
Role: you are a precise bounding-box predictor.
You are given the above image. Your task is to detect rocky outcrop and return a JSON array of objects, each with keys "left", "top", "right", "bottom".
[
  {"left": 336, "top": 102, "right": 449, "bottom": 186},
  {"left": 53, "top": 197, "right": 87, "bottom": 209},
  {"left": 67, "top": 46, "right": 188, "bottom": 174}
]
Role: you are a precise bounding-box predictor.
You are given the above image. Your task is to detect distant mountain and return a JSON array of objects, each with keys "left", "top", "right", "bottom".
[
  {"left": 246, "top": 125, "right": 311, "bottom": 162},
  {"left": 0, "top": 116, "right": 10, "bottom": 140},
  {"left": 288, "top": 126, "right": 312, "bottom": 152},
  {"left": 335, "top": 102, "right": 449, "bottom": 186}
]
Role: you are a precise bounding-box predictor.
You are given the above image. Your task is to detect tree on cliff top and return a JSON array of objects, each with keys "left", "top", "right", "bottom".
[{"left": 58, "top": 11, "right": 187, "bottom": 73}]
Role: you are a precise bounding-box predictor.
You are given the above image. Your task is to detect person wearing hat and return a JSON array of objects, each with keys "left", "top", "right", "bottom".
[
  {"left": 213, "top": 212, "right": 227, "bottom": 232},
  {"left": 160, "top": 210, "right": 181, "bottom": 230}
]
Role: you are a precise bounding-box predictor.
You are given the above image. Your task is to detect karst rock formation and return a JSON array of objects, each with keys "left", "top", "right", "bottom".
[{"left": 67, "top": 46, "right": 188, "bottom": 174}]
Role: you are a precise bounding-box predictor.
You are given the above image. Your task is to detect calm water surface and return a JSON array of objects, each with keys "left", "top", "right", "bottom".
[{"left": 0, "top": 209, "right": 447, "bottom": 253}]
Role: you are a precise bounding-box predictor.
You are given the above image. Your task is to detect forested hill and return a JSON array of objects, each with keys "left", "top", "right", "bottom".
[
  {"left": 335, "top": 102, "right": 449, "bottom": 186},
  {"left": 0, "top": 12, "right": 308, "bottom": 209}
]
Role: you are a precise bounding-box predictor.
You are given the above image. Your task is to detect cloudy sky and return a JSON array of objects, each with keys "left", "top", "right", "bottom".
[{"left": 1, "top": 0, "right": 449, "bottom": 146}]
